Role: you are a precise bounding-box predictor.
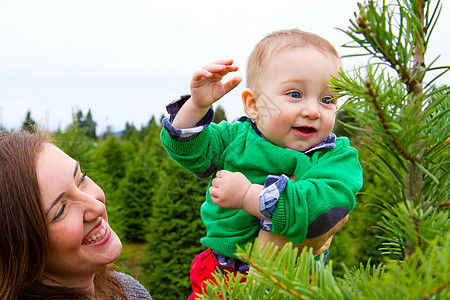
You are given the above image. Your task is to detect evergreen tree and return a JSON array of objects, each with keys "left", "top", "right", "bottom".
[
  {"left": 73, "top": 108, "right": 97, "bottom": 139},
  {"left": 115, "top": 119, "right": 163, "bottom": 242},
  {"left": 21, "top": 110, "right": 36, "bottom": 132},
  {"left": 84, "top": 109, "right": 97, "bottom": 140},
  {"left": 75, "top": 110, "right": 84, "bottom": 128},
  {"left": 137, "top": 117, "right": 157, "bottom": 141},
  {"left": 202, "top": 233, "right": 449, "bottom": 299},
  {"left": 201, "top": 1, "right": 449, "bottom": 298},
  {"left": 212, "top": 105, "right": 227, "bottom": 124},
  {"left": 332, "top": 111, "right": 386, "bottom": 274},
  {"left": 89, "top": 134, "right": 129, "bottom": 232},
  {"left": 54, "top": 114, "right": 96, "bottom": 172},
  {"left": 334, "top": 109, "right": 357, "bottom": 138},
  {"left": 141, "top": 135, "right": 208, "bottom": 299},
  {"left": 123, "top": 122, "right": 138, "bottom": 140},
  {"left": 159, "top": 113, "right": 166, "bottom": 125},
  {"left": 330, "top": 145, "right": 385, "bottom": 275},
  {"left": 335, "top": 0, "right": 449, "bottom": 259},
  {"left": 95, "top": 135, "right": 127, "bottom": 181},
  {"left": 100, "top": 125, "right": 113, "bottom": 140},
  {"left": 123, "top": 130, "right": 141, "bottom": 156}
]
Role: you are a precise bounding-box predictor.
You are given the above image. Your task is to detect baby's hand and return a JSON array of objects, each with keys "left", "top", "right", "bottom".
[
  {"left": 190, "top": 59, "right": 242, "bottom": 109},
  {"left": 209, "top": 170, "right": 250, "bottom": 209}
]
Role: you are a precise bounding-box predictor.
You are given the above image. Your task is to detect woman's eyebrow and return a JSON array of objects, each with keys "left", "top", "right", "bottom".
[
  {"left": 46, "top": 192, "right": 65, "bottom": 215},
  {"left": 45, "top": 162, "right": 79, "bottom": 215}
]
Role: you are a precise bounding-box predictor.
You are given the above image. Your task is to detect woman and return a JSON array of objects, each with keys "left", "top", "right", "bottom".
[{"left": 0, "top": 130, "right": 152, "bottom": 299}]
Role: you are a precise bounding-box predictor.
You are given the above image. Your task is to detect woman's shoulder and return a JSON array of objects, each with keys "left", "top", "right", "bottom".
[{"left": 114, "top": 271, "right": 152, "bottom": 300}]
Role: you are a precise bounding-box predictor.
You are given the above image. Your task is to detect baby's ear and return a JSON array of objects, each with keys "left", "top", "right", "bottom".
[{"left": 242, "top": 88, "right": 259, "bottom": 120}]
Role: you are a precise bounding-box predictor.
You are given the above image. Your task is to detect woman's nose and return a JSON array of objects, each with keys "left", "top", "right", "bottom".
[{"left": 83, "top": 192, "right": 106, "bottom": 222}]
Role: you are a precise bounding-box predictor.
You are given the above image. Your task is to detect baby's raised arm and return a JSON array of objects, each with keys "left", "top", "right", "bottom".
[{"left": 172, "top": 59, "right": 242, "bottom": 129}]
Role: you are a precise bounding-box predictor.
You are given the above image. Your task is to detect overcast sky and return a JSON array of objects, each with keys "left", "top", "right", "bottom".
[{"left": 1, "top": 0, "right": 449, "bottom": 133}]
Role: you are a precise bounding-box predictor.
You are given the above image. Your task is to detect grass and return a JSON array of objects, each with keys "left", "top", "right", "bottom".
[{"left": 115, "top": 242, "right": 147, "bottom": 282}]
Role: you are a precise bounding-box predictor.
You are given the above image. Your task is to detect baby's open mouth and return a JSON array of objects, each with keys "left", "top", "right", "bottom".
[{"left": 295, "top": 127, "right": 316, "bottom": 134}]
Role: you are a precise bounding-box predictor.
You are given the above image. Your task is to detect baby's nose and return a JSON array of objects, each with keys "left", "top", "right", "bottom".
[{"left": 301, "top": 102, "right": 320, "bottom": 119}]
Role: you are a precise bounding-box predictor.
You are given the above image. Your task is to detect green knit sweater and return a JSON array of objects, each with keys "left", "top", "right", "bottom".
[{"left": 161, "top": 119, "right": 363, "bottom": 258}]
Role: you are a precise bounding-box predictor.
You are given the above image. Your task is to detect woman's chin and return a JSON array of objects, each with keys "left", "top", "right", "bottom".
[{"left": 107, "top": 230, "right": 123, "bottom": 262}]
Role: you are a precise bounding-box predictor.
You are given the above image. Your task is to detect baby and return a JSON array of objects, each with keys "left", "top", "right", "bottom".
[{"left": 161, "top": 29, "right": 363, "bottom": 299}]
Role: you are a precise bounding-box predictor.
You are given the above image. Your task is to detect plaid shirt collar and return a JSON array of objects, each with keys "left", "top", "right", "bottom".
[{"left": 238, "top": 116, "right": 336, "bottom": 155}]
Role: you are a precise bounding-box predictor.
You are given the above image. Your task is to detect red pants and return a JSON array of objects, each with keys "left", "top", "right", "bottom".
[{"left": 187, "top": 248, "right": 248, "bottom": 300}]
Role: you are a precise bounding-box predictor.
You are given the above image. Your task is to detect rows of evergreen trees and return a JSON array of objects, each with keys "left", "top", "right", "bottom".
[{"left": 14, "top": 104, "right": 386, "bottom": 299}]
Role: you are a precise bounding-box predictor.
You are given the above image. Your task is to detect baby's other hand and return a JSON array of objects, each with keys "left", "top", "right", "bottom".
[{"left": 209, "top": 170, "right": 250, "bottom": 209}]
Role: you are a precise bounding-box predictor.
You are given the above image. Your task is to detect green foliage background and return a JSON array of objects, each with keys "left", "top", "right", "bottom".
[{"left": 37, "top": 104, "right": 382, "bottom": 299}]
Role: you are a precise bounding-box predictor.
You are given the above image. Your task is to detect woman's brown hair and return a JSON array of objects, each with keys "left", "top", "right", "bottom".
[{"left": 0, "top": 130, "right": 127, "bottom": 299}]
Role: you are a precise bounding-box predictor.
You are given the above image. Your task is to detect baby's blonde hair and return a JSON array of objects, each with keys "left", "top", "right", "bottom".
[{"left": 246, "top": 29, "right": 341, "bottom": 92}]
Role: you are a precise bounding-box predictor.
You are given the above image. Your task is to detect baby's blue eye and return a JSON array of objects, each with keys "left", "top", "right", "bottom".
[
  {"left": 288, "top": 91, "right": 301, "bottom": 99},
  {"left": 320, "top": 97, "right": 333, "bottom": 104}
]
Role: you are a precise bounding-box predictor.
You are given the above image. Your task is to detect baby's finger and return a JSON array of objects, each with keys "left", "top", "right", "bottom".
[
  {"left": 223, "top": 76, "right": 242, "bottom": 94},
  {"left": 218, "top": 169, "right": 232, "bottom": 177},
  {"left": 211, "top": 58, "right": 234, "bottom": 66},
  {"left": 209, "top": 185, "right": 215, "bottom": 195},
  {"left": 209, "top": 186, "right": 220, "bottom": 200},
  {"left": 211, "top": 177, "right": 221, "bottom": 188},
  {"left": 203, "top": 63, "right": 227, "bottom": 75},
  {"left": 218, "top": 66, "right": 239, "bottom": 77},
  {"left": 204, "top": 63, "right": 239, "bottom": 77},
  {"left": 192, "top": 68, "right": 213, "bottom": 82}
]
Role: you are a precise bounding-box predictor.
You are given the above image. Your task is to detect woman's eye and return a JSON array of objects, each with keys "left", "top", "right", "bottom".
[
  {"left": 78, "top": 171, "right": 88, "bottom": 186},
  {"left": 287, "top": 91, "right": 302, "bottom": 99},
  {"left": 53, "top": 204, "right": 66, "bottom": 221},
  {"left": 320, "top": 97, "right": 334, "bottom": 104}
]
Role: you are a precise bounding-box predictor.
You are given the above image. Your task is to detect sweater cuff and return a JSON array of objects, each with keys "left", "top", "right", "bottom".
[
  {"left": 162, "top": 95, "right": 214, "bottom": 141},
  {"left": 270, "top": 193, "right": 288, "bottom": 235},
  {"left": 257, "top": 174, "right": 288, "bottom": 231},
  {"left": 160, "top": 126, "right": 208, "bottom": 156}
]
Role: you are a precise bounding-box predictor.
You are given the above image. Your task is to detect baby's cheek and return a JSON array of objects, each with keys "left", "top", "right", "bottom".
[{"left": 269, "top": 115, "right": 291, "bottom": 132}]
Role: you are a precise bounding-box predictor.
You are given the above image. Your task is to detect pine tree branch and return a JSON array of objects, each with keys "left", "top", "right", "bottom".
[
  {"left": 405, "top": 214, "right": 423, "bottom": 257},
  {"left": 364, "top": 77, "right": 417, "bottom": 163},
  {"left": 413, "top": 0, "right": 426, "bottom": 78},
  {"left": 420, "top": 278, "right": 450, "bottom": 300},
  {"left": 355, "top": 2, "right": 423, "bottom": 95},
  {"left": 241, "top": 252, "right": 308, "bottom": 300}
]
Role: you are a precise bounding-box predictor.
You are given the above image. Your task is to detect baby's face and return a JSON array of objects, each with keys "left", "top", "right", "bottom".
[{"left": 253, "top": 47, "right": 340, "bottom": 152}]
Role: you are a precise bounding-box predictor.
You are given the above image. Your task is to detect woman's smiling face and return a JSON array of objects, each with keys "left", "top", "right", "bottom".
[{"left": 37, "top": 143, "right": 122, "bottom": 290}]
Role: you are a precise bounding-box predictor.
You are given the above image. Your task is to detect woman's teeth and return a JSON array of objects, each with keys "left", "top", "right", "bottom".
[{"left": 82, "top": 225, "right": 107, "bottom": 245}]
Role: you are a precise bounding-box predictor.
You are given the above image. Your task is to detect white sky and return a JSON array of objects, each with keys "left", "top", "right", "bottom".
[{"left": 0, "top": 0, "right": 449, "bottom": 133}]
